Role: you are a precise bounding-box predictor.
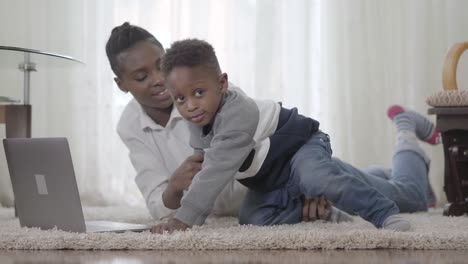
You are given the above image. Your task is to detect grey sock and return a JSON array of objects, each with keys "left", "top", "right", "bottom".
[
  {"left": 382, "top": 214, "right": 411, "bottom": 232},
  {"left": 327, "top": 206, "right": 354, "bottom": 223},
  {"left": 396, "top": 130, "right": 419, "bottom": 146},
  {"left": 393, "top": 110, "right": 438, "bottom": 143},
  {"left": 394, "top": 130, "right": 430, "bottom": 163}
]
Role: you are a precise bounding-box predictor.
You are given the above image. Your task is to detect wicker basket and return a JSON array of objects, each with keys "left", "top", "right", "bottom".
[{"left": 426, "top": 42, "right": 468, "bottom": 107}]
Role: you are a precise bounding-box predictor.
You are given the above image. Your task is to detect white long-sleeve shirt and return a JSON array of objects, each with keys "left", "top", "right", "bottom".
[{"left": 117, "top": 98, "right": 247, "bottom": 220}]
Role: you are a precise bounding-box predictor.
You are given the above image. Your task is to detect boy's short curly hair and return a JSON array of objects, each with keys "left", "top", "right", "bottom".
[
  {"left": 105, "top": 22, "right": 163, "bottom": 77},
  {"left": 162, "top": 39, "right": 221, "bottom": 77}
]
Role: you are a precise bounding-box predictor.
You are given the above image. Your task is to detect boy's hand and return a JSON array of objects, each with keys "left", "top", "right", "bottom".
[
  {"left": 151, "top": 218, "right": 190, "bottom": 234},
  {"left": 302, "top": 195, "right": 331, "bottom": 222}
]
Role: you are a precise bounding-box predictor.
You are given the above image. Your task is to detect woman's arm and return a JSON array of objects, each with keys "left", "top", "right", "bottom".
[{"left": 163, "top": 153, "right": 203, "bottom": 209}]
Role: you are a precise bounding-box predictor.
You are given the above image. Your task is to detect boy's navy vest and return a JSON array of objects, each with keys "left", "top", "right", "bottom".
[{"left": 237, "top": 106, "right": 319, "bottom": 192}]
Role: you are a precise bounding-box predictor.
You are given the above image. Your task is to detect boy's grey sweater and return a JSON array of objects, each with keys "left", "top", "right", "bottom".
[{"left": 174, "top": 89, "right": 260, "bottom": 226}]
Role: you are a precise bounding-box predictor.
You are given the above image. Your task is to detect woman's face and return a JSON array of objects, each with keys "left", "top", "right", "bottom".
[{"left": 114, "top": 40, "right": 172, "bottom": 110}]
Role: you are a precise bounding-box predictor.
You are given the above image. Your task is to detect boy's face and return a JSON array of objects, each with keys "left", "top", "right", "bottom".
[
  {"left": 114, "top": 41, "right": 172, "bottom": 110},
  {"left": 166, "top": 66, "right": 228, "bottom": 127}
]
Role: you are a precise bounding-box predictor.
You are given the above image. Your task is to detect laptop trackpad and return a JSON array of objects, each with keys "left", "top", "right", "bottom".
[{"left": 85, "top": 221, "right": 151, "bottom": 233}]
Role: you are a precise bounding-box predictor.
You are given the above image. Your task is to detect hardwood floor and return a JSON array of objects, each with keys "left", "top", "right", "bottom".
[{"left": 0, "top": 249, "right": 467, "bottom": 264}]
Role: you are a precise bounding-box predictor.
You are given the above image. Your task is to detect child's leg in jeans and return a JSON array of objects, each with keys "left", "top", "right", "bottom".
[
  {"left": 387, "top": 105, "right": 439, "bottom": 207},
  {"left": 290, "top": 132, "right": 408, "bottom": 230},
  {"left": 363, "top": 166, "right": 392, "bottom": 180},
  {"left": 324, "top": 106, "right": 437, "bottom": 213},
  {"left": 238, "top": 187, "right": 302, "bottom": 226},
  {"left": 238, "top": 175, "right": 353, "bottom": 226},
  {"left": 363, "top": 165, "right": 436, "bottom": 208}
]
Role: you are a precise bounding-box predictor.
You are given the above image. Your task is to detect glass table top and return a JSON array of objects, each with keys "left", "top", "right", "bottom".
[
  {"left": 0, "top": 46, "right": 85, "bottom": 104},
  {"left": 0, "top": 45, "right": 85, "bottom": 69}
]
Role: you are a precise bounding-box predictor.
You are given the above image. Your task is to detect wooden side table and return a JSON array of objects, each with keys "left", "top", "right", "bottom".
[
  {"left": 428, "top": 107, "right": 468, "bottom": 216},
  {"left": 0, "top": 46, "right": 84, "bottom": 217}
]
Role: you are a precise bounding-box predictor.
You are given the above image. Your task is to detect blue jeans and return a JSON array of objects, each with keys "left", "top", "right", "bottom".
[{"left": 239, "top": 131, "right": 429, "bottom": 228}]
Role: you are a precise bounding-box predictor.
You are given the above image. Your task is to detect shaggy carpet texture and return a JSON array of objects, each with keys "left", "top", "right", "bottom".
[{"left": 0, "top": 206, "right": 467, "bottom": 250}]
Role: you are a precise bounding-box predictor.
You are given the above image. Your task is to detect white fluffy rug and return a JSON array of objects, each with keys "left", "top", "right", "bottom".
[{"left": 1, "top": 206, "right": 467, "bottom": 250}]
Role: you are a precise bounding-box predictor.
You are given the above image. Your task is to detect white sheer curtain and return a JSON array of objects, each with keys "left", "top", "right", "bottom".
[
  {"left": 1, "top": 0, "right": 468, "bottom": 207},
  {"left": 316, "top": 0, "right": 468, "bottom": 204}
]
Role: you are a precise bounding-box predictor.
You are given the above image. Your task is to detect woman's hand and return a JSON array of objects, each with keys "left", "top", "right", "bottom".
[
  {"left": 169, "top": 153, "right": 204, "bottom": 192},
  {"left": 302, "top": 195, "right": 331, "bottom": 222},
  {"left": 162, "top": 153, "right": 203, "bottom": 209}
]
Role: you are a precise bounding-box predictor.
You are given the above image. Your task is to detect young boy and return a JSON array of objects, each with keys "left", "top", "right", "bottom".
[{"left": 152, "top": 39, "right": 437, "bottom": 233}]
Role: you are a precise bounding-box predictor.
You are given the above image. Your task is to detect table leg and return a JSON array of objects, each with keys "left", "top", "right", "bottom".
[
  {"left": 442, "top": 131, "right": 468, "bottom": 216},
  {"left": 5, "top": 105, "right": 31, "bottom": 138},
  {"left": 443, "top": 203, "right": 468, "bottom": 216},
  {"left": 3, "top": 105, "right": 31, "bottom": 217}
]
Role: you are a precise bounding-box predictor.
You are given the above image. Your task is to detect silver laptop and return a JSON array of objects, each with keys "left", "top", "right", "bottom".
[{"left": 3, "top": 137, "right": 151, "bottom": 233}]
